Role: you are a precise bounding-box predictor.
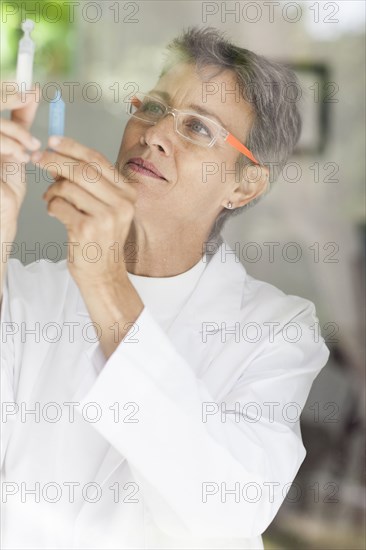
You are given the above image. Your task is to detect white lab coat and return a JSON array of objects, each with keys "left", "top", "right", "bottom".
[{"left": 0, "top": 239, "right": 330, "bottom": 549}]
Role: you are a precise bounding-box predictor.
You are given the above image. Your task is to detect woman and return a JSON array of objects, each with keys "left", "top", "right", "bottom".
[{"left": 0, "top": 27, "right": 329, "bottom": 549}]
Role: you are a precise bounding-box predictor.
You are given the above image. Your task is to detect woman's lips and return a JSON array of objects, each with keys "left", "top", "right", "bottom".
[{"left": 126, "top": 160, "right": 167, "bottom": 181}]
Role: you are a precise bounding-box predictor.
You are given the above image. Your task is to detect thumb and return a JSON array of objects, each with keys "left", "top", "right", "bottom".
[{"left": 10, "top": 84, "right": 41, "bottom": 130}]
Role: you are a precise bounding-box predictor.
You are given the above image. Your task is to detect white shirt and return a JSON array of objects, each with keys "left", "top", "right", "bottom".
[
  {"left": 127, "top": 254, "right": 207, "bottom": 331},
  {"left": 0, "top": 238, "right": 330, "bottom": 549}
]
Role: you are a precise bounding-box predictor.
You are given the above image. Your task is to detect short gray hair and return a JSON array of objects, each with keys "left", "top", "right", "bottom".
[{"left": 160, "top": 27, "right": 302, "bottom": 241}]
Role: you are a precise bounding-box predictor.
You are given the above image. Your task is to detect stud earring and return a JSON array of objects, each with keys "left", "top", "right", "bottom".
[{"left": 226, "top": 201, "right": 233, "bottom": 209}]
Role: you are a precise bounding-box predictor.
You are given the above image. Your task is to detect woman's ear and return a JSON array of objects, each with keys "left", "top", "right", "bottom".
[{"left": 230, "top": 164, "right": 269, "bottom": 208}]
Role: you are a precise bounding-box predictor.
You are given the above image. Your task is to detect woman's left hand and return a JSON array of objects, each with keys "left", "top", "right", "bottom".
[{"left": 33, "top": 136, "right": 138, "bottom": 287}]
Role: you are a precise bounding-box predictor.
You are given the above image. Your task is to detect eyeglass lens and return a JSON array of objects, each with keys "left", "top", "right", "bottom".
[{"left": 129, "top": 94, "right": 218, "bottom": 145}]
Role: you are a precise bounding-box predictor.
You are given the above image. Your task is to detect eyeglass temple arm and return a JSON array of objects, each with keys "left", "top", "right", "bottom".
[{"left": 225, "top": 133, "right": 259, "bottom": 165}]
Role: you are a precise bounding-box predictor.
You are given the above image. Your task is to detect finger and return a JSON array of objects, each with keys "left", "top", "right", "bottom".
[
  {"left": 33, "top": 149, "right": 137, "bottom": 205},
  {"left": 47, "top": 136, "right": 127, "bottom": 189},
  {"left": 35, "top": 151, "right": 111, "bottom": 203},
  {"left": 48, "top": 135, "right": 109, "bottom": 168},
  {"left": 46, "top": 196, "right": 87, "bottom": 228},
  {"left": 1, "top": 118, "right": 41, "bottom": 151},
  {"left": 43, "top": 178, "right": 109, "bottom": 216},
  {"left": 0, "top": 134, "right": 31, "bottom": 162},
  {"left": 0, "top": 92, "right": 30, "bottom": 111},
  {"left": 11, "top": 84, "right": 41, "bottom": 130},
  {"left": 0, "top": 82, "right": 33, "bottom": 111}
]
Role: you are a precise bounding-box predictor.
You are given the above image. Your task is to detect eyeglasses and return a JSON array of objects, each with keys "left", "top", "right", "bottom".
[{"left": 126, "top": 92, "right": 259, "bottom": 165}]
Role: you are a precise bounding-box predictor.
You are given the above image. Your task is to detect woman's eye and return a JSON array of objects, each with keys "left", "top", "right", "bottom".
[
  {"left": 142, "top": 101, "right": 164, "bottom": 115},
  {"left": 186, "top": 118, "right": 212, "bottom": 137}
]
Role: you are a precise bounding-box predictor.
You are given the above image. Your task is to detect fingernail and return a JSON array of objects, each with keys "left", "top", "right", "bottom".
[
  {"left": 28, "top": 138, "right": 41, "bottom": 151},
  {"left": 49, "top": 136, "right": 61, "bottom": 148},
  {"left": 30, "top": 137, "right": 41, "bottom": 149},
  {"left": 31, "top": 151, "right": 43, "bottom": 163}
]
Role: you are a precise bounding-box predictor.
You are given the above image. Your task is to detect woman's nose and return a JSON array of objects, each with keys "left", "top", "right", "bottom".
[{"left": 142, "top": 113, "right": 176, "bottom": 155}]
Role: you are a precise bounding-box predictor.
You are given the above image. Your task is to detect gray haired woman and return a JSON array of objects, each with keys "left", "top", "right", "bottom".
[{"left": 0, "top": 27, "right": 329, "bottom": 550}]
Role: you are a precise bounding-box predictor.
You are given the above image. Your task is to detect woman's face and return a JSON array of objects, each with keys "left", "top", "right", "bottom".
[{"left": 117, "top": 62, "right": 264, "bottom": 234}]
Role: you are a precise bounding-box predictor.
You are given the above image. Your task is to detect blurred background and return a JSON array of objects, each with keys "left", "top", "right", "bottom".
[{"left": 1, "top": 1, "right": 365, "bottom": 548}]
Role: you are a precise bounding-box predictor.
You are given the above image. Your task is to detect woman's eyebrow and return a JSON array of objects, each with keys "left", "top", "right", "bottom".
[
  {"left": 148, "top": 90, "right": 226, "bottom": 127},
  {"left": 189, "top": 104, "right": 225, "bottom": 127},
  {"left": 148, "top": 89, "right": 170, "bottom": 100}
]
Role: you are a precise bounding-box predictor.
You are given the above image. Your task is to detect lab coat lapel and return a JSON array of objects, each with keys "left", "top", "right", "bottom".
[{"left": 166, "top": 241, "right": 245, "bottom": 386}]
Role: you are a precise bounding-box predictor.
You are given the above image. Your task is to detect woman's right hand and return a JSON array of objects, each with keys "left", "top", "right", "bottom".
[{"left": 1, "top": 84, "right": 41, "bottom": 241}]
